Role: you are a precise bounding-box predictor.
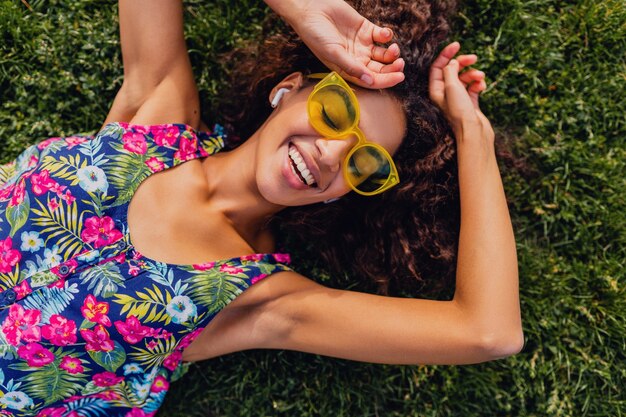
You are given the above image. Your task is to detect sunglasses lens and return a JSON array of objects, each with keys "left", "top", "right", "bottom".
[
  {"left": 346, "top": 146, "right": 394, "bottom": 194},
  {"left": 308, "top": 85, "right": 357, "bottom": 137}
]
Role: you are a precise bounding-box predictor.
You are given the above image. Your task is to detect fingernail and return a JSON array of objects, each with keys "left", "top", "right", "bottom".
[
  {"left": 361, "top": 73, "right": 374, "bottom": 85},
  {"left": 383, "top": 28, "right": 392, "bottom": 37}
]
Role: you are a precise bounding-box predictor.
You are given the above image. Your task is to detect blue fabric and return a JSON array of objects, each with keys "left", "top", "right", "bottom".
[{"left": 0, "top": 123, "right": 292, "bottom": 416}]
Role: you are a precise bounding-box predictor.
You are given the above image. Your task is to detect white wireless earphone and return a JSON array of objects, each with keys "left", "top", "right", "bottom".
[{"left": 271, "top": 88, "right": 290, "bottom": 108}]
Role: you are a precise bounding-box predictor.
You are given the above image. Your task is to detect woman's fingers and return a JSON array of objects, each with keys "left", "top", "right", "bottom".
[
  {"left": 459, "top": 69, "right": 485, "bottom": 86},
  {"left": 371, "top": 71, "right": 405, "bottom": 88},
  {"left": 443, "top": 59, "right": 478, "bottom": 115},
  {"left": 455, "top": 54, "right": 478, "bottom": 71},
  {"left": 429, "top": 42, "right": 461, "bottom": 107},
  {"left": 367, "top": 57, "right": 405, "bottom": 74},
  {"left": 371, "top": 43, "right": 400, "bottom": 64},
  {"left": 430, "top": 41, "right": 461, "bottom": 76},
  {"left": 326, "top": 45, "right": 376, "bottom": 86},
  {"left": 372, "top": 26, "right": 394, "bottom": 44}
]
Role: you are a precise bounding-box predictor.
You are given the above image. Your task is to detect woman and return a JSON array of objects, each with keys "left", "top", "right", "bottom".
[{"left": 0, "top": 0, "right": 522, "bottom": 415}]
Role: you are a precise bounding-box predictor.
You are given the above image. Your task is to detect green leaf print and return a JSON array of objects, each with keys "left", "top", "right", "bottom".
[
  {"left": 40, "top": 153, "right": 88, "bottom": 184},
  {"left": 22, "top": 284, "right": 79, "bottom": 323},
  {"left": 78, "top": 262, "right": 126, "bottom": 298},
  {"left": 185, "top": 269, "right": 248, "bottom": 315},
  {"left": 128, "top": 337, "right": 177, "bottom": 370},
  {"left": 0, "top": 329, "right": 17, "bottom": 359},
  {"left": 88, "top": 341, "right": 126, "bottom": 373},
  {"left": 31, "top": 196, "right": 86, "bottom": 259},
  {"left": 0, "top": 160, "right": 17, "bottom": 187},
  {"left": 0, "top": 265, "right": 21, "bottom": 291},
  {"left": 99, "top": 122, "right": 125, "bottom": 139},
  {"left": 113, "top": 284, "right": 172, "bottom": 325},
  {"left": 6, "top": 191, "right": 30, "bottom": 235},
  {"left": 104, "top": 146, "right": 153, "bottom": 208},
  {"left": 9, "top": 348, "right": 90, "bottom": 406}
]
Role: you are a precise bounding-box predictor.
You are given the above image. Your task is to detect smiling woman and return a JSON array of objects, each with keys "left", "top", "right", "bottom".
[{"left": 0, "top": 0, "right": 521, "bottom": 415}]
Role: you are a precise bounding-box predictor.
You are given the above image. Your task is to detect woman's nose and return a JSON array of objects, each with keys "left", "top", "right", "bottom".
[{"left": 315, "top": 136, "right": 356, "bottom": 172}]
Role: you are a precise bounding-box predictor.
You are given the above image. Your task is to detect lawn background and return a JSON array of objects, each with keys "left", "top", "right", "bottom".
[{"left": 1, "top": 0, "right": 624, "bottom": 416}]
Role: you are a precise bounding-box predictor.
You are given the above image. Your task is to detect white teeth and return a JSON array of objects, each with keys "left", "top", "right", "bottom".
[{"left": 288, "top": 145, "right": 316, "bottom": 186}]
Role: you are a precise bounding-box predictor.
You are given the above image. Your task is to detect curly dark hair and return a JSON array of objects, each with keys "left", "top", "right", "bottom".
[{"left": 216, "top": 0, "right": 464, "bottom": 297}]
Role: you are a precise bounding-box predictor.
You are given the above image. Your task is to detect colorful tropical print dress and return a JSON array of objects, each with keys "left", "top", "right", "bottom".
[{"left": 0, "top": 122, "right": 292, "bottom": 416}]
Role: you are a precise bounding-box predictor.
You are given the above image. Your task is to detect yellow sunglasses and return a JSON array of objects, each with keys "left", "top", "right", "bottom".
[{"left": 307, "top": 72, "right": 399, "bottom": 196}]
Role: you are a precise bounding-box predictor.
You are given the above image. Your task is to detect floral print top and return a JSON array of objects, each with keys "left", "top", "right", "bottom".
[{"left": 0, "top": 122, "right": 292, "bottom": 416}]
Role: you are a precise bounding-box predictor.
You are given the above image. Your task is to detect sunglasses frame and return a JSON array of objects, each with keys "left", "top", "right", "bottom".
[{"left": 306, "top": 72, "right": 399, "bottom": 196}]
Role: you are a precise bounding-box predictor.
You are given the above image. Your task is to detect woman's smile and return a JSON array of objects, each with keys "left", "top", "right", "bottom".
[{"left": 282, "top": 142, "right": 319, "bottom": 190}]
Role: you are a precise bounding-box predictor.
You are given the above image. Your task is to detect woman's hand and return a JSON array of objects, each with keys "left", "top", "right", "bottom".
[
  {"left": 429, "top": 42, "right": 494, "bottom": 145},
  {"left": 266, "top": 0, "right": 405, "bottom": 89}
]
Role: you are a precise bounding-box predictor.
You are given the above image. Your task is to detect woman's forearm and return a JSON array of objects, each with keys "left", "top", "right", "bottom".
[
  {"left": 263, "top": 0, "right": 304, "bottom": 26},
  {"left": 453, "top": 132, "right": 522, "bottom": 355}
]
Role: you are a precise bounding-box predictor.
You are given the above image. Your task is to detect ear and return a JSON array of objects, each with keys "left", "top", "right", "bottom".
[{"left": 268, "top": 72, "right": 305, "bottom": 106}]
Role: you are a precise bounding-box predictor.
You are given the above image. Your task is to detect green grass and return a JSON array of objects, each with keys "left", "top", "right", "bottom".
[{"left": 1, "top": 0, "right": 624, "bottom": 416}]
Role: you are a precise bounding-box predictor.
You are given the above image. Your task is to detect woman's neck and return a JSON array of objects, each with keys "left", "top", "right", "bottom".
[{"left": 200, "top": 131, "right": 284, "bottom": 241}]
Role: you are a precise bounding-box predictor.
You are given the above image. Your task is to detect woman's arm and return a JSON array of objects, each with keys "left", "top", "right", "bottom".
[
  {"left": 103, "top": 0, "right": 201, "bottom": 128},
  {"left": 266, "top": 0, "right": 405, "bottom": 89},
  {"left": 243, "top": 44, "right": 522, "bottom": 365}
]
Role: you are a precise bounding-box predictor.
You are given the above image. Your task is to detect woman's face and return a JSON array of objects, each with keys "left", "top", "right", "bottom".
[{"left": 254, "top": 75, "right": 406, "bottom": 206}]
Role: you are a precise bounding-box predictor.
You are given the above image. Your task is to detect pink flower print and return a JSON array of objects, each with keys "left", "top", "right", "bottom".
[
  {"left": 42, "top": 314, "right": 77, "bottom": 346},
  {"left": 81, "top": 215, "right": 123, "bottom": 248},
  {"left": 47, "top": 197, "right": 59, "bottom": 212},
  {"left": 59, "top": 356, "right": 84, "bottom": 374},
  {"left": 94, "top": 390, "right": 120, "bottom": 401},
  {"left": 155, "top": 329, "right": 171, "bottom": 339},
  {"left": 128, "top": 264, "right": 140, "bottom": 276},
  {"left": 113, "top": 316, "right": 151, "bottom": 344},
  {"left": 163, "top": 351, "right": 182, "bottom": 371},
  {"left": 126, "top": 408, "right": 156, "bottom": 417},
  {"left": 14, "top": 280, "right": 32, "bottom": 300},
  {"left": 17, "top": 342, "right": 55, "bottom": 367},
  {"left": 219, "top": 263, "right": 244, "bottom": 275},
  {"left": 30, "top": 170, "right": 57, "bottom": 196},
  {"left": 112, "top": 252, "right": 126, "bottom": 263},
  {"left": 150, "top": 125, "right": 179, "bottom": 147},
  {"left": 132, "top": 125, "right": 149, "bottom": 134},
  {"left": 81, "top": 295, "right": 112, "bottom": 326},
  {"left": 64, "top": 136, "right": 88, "bottom": 149},
  {"left": 174, "top": 136, "right": 198, "bottom": 161},
  {"left": 80, "top": 324, "right": 114, "bottom": 352},
  {"left": 251, "top": 274, "right": 268, "bottom": 285},
  {"left": 92, "top": 371, "right": 124, "bottom": 387},
  {"left": 49, "top": 182, "right": 66, "bottom": 195},
  {"left": 192, "top": 261, "right": 215, "bottom": 271},
  {"left": 59, "top": 189, "right": 75, "bottom": 205},
  {"left": 36, "top": 137, "right": 61, "bottom": 150},
  {"left": 150, "top": 375, "right": 169, "bottom": 393},
  {"left": 274, "top": 253, "right": 291, "bottom": 264},
  {"left": 36, "top": 407, "right": 67, "bottom": 417},
  {"left": 241, "top": 254, "right": 264, "bottom": 262},
  {"left": 0, "top": 184, "right": 14, "bottom": 200},
  {"left": 1, "top": 304, "right": 41, "bottom": 345},
  {"left": 29, "top": 154, "right": 39, "bottom": 167},
  {"left": 66, "top": 412, "right": 84, "bottom": 417},
  {"left": 0, "top": 237, "right": 21, "bottom": 274},
  {"left": 8, "top": 181, "right": 25, "bottom": 206},
  {"left": 47, "top": 277, "right": 65, "bottom": 289},
  {"left": 178, "top": 327, "right": 203, "bottom": 349},
  {"left": 146, "top": 340, "right": 159, "bottom": 350},
  {"left": 122, "top": 132, "right": 147, "bottom": 154},
  {"left": 145, "top": 157, "right": 165, "bottom": 173}
]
